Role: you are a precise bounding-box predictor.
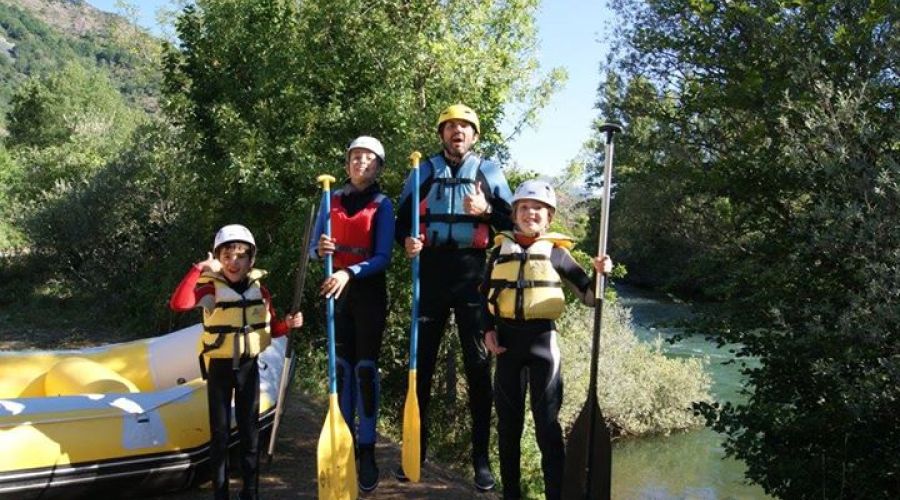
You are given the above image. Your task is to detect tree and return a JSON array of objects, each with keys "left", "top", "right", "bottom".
[
  {"left": 0, "top": 2, "right": 162, "bottom": 123},
  {"left": 590, "top": 0, "right": 899, "bottom": 497},
  {"left": 0, "top": 144, "right": 24, "bottom": 248},
  {"left": 6, "top": 61, "right": 147, "bottom": 201},
  {"left": 7, "top": 61, "right": 139, "bottom": 148}
]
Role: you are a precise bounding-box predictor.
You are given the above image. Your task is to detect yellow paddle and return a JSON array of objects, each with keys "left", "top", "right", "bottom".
[
  {"left": 401, "top": 151, "right": 423, "bottom": 482},
  {"left": 315, "top": 174, "right": 358, "bottom": 500}
]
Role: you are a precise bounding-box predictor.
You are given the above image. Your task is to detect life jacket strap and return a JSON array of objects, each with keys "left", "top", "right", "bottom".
[
  {"left": 421, "top": 213, "right": 484, "bottom": 224},
  {"left": 333, "top": 244, "right": 371, "bottom": 256},
  {"left": 204, "top": 322, "right": 268, "bottom": 335},
  {"left": 433, "top": 177, "right": 475, "bottom": 187},
  {"left": 214, "top": 298, "right": 265, "bottom": 309},
  {"left": 488, "top": 279, "right": 562, "bottom": 290},
  {"left": 495, "top": 253, "right": 550, "bottom": 264}
]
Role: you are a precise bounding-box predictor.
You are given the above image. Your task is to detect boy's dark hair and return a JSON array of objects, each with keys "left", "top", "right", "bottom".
[{"left": 214, "top": 241, "right": 255, "bottom": 260}]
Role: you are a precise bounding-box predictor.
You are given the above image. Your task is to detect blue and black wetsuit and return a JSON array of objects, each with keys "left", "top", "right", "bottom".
[{"left": 310, "top": 181, "right": 394, "bottom": 448}]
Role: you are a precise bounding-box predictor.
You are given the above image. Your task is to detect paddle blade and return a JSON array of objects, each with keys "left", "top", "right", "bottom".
[
  {"left": 562, "top": 401, "right": 612, "bottom": 500},
  {"left": 317, "top": 394, "right": 358, "bottom": 500},
  {"left": 401, "top": 370, "right": 421, "bottom": 482}
]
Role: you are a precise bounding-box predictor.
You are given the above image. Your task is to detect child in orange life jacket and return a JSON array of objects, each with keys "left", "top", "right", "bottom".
[
  {"left": 169, "top": 224, "right": 303, "bottom": 500},
  {"left": 309, "top": 136, "right": 394, "bottom": 492},
  {"left": 480, "top": 180, "right": 612, "bottom": 500}
]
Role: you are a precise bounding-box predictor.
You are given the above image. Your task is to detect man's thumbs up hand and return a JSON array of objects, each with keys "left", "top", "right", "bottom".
[{"left": 463, "top": 180, "right": 489, "bottom": 216}]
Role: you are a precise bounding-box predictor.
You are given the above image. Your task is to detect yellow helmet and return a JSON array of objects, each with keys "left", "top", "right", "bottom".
[{"left": 436, "top": 104, "right": 480, "bottom": 134}]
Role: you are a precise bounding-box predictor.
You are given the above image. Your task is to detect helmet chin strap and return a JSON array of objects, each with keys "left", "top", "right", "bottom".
[{"left": 514, "top": 225, "right": 542, "bottom": 238}]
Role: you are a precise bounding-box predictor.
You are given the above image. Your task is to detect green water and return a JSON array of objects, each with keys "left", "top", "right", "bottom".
[{"left": 612, "top": 285, "right": 771, "bottom": 499}]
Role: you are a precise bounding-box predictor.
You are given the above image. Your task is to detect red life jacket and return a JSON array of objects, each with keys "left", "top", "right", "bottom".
[{"left": 331, "top": 192, "right": 385, "bottom": 269}]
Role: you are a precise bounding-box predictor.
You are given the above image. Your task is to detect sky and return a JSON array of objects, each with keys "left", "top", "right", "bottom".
[{"left": 86, "top": 0, "right": 615, "bottom": 178}]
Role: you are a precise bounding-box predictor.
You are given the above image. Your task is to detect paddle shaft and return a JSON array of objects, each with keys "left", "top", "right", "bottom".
[
  {"left": 267, "top": 204, "right": 317, "bottom": 460},
  {"left": 292, "top": 204, "right": 319, "bottom": 315},
  {"left": 410, "top": 158, "right": 420, "bottom": 370},
  {"left": 323, "top": 192, "right": 337, "bottom": 394},
  {"left": 584, "top": 123, "right": 621, "bottom": 499}
]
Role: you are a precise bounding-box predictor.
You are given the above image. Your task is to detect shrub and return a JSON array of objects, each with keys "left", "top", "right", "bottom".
[
  {"left": 559, "top": 300, "right": 712, "bottom": 438},
  {"left": 13, "top": 122, "right": 203, "bottom": 331}
]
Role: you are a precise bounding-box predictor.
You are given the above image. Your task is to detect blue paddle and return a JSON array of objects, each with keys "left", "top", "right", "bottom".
[
  {"left": 315, "top": 174, "right": 357, "bottom": 500},
  {"left": 401, "top": 151, "right": 423, "bottom": 482}
]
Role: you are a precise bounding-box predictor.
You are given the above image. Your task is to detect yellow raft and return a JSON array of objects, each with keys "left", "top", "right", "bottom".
[{"left": 0, "top": 324, "right": 288, "bottom": 499}]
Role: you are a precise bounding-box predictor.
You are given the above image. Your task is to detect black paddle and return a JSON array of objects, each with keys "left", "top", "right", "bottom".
[
  {"left": 562, "top": 122, "right": 623, "bottom": 500},
  {"left": 266, "top": 203, "right": 317, "bottom": 464}
]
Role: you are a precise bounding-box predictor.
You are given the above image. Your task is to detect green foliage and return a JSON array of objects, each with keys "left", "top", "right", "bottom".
[
  {"left": 595, "top": 0, "right": 899, "bottom": 496},
  {"left": 704, "top": 84, "right": 900, "bottom": 499},
  {"left": 160, "top": 0, "right": 560, "bottom": 233},
  {"left": 12, "top": 121, "right": 200, "bottom": 331},
  {"left": 7, "top": 61, "right": 139, "bottom": 147},
  {"left": 7, "top": 62, "right": 147, "bottom": 201},
  {"left": 0, "top": 144, "right": 25, "bottom": 248},
  {"left": 559, "top": 300, "right": 711, "bottom": 437}
]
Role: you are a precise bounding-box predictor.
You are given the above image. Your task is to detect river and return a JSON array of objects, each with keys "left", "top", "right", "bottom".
[{"left": 611, "top": 285, "right": 771, "bottom": 499}]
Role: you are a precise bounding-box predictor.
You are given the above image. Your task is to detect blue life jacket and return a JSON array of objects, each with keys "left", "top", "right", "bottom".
[{"left": 414, "top": 153, "right": 504, "bottom": 248}]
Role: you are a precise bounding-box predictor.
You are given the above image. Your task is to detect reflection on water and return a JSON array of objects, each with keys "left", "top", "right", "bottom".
[{"left": 612, "top": 284, "right": 770, "bottom": 499}]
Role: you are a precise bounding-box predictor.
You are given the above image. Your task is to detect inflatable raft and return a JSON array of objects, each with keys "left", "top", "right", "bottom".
[{"left": 0, "top": 324, "right": 288, "bottom": 499}]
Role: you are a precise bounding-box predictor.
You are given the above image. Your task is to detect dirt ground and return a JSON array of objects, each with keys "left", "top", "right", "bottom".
[
  {"left": 1, "top": 325, "right": 499, "bottom": 500},
  {"left": 143, "top": 393, "right": 499, "bottom": 500}
]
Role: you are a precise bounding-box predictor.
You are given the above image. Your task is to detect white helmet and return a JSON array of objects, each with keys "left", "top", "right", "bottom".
[
  {"left": 346, "top": 136, "right": 385, "bottom": 164},
  {"left": 213, "top": 224, "right": 256, "bottom": 253},
  {"left": 511, "top": 180, "right": 557, "bottom": 210}
]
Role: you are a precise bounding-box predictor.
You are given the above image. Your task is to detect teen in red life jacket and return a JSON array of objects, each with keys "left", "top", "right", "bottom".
[{"left": 308, "top": 136, "right": 394, "bottom": 492}]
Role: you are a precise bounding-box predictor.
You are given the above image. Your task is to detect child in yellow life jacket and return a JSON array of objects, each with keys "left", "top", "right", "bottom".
[
  {"left": 169, "top": 224, "right": 303, "bottom": 500},
  {"left": 481, "top": 180, "right": 612, "bottom": 500}
]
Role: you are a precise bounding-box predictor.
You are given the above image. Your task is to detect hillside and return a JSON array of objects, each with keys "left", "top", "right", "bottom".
[{"left": 0, "top": 0, "right": 161, "bottom": 124}]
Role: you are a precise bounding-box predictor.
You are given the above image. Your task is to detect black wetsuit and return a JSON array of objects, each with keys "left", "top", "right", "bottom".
[
  {"left": 482, "top": 242, "right": 596, "bottom": 500},
  {"left": 395, "top": 153, "right": 513, "bottom": 464},
  {"left": 207, "top": 356, "right": 259, "bottom": 500},
  {"left": 206, "top": 278, "right": 260, "bottom": 500}
]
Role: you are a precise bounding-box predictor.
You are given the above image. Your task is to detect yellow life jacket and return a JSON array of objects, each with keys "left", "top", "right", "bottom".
[
  {"left": 487, "top": 232, "right": 574, "bottom": 321},
  {"left": 198, "top": 268, "right": 272, "bottom": 361}
]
